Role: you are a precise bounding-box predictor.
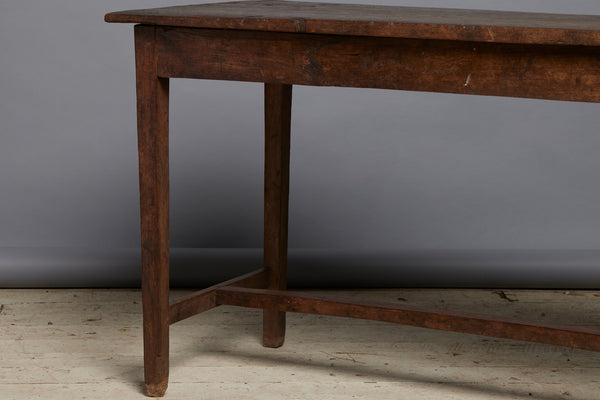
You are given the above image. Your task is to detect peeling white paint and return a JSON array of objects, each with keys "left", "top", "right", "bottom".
[{"left": 464, "top": 73, "right": 472, "bottom": 87}]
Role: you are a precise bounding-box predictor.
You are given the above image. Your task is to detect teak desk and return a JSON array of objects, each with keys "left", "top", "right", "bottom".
[{"left": 106, "top": 1, "right": 600, "bottom": 396}]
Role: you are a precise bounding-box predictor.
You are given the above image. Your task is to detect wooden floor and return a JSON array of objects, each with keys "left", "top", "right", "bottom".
[{"left": 1, "top": 288, "right": 599, "bottom": 399}]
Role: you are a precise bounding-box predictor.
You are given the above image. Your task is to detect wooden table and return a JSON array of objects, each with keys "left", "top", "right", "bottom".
[{"left": 105, "top": 1, "right": 600, "bottom": 397}]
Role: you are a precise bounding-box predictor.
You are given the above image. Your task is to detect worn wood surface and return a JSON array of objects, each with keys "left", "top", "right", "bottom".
[
  {"left": 2, "top": 288, "right": 600, "bottom": 399},
  {"left": 109, "top": 3, "right": 600, "bottom": 396},
  {"left": 105, "top": 0, "right": 600, "bottom": 46},
  {"left": 155, "top": 27, "right": 600, "bottom": 103},
  {"left": 262, "top": 83, "right": 292, "bottom": 348},
  {"left": 218, "top": 287, "right": 600, "bottom": 352},
  {"left": 135, "top": 25, "right": 171, "bottom": 398}
]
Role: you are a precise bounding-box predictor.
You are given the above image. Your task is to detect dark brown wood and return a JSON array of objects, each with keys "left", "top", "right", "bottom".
[
  {"left": 155, "top": 27, "right": 600, "bottom": 103},
  {"left": 108, "top": 2, "right": 600, "bottom": 396},
  {"left": 218, "top": 287, "right": 600, "bottom": 352},
  {"left": 169, "top": 268, "right": 268, "bottom": 324},
  {"left": 105, "top": 0, "right": 600, "bottom": 46},
  {"left": 263, "top": 83, "right": 292, "bottom": 348},
  {"left": 135, "top": 25, "right": 170, "bottom": 398}
]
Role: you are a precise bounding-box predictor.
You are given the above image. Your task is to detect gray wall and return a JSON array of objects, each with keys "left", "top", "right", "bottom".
[{"left": 2, "top": 0, "right": 600, "bottom": 287}]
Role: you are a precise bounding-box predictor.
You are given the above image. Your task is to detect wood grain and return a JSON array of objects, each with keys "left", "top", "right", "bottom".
[
  {"left": 155, "top": 27, "right": 600, "bottom": 103},
  {"left": 135, "top": 25, "right": 170, "bottom": 398},
  {"left": 262, "top": 83, "right": 292, "bottom": 348},
  {"left": 109, "top": 2, "right": 600, "bottom": 396},
  {"left": 105, "top": 0, "right": 600, "bottom": 46},
  {"left": 218, "top": 287, "right": 600, "bottom": 352}
]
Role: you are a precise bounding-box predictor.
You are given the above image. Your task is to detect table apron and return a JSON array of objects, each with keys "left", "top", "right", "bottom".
[{"left": 153, "top": 26, "right": 600, "bottom": 103}]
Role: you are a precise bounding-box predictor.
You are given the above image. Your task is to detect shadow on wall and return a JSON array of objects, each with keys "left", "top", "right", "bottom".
[{"left": 1, "top": 247, "right": 599, "bottom": 288}]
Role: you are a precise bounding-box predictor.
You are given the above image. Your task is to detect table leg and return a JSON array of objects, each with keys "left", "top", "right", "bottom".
[
  {"left": 263, "top": 83, "right": 292, "bottom": 348},
  {"left": 135, "top": 25, "right": 170, "bottom": 397}
]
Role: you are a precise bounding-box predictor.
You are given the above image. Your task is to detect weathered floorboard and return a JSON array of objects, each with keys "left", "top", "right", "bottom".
[{"left": 2, "top": 288, "right": 600, "bottom": 399}]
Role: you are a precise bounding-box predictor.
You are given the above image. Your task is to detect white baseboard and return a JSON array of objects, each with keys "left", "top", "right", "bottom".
[{"left": 0, "top": 247, "right": 599, "bottom": 288}]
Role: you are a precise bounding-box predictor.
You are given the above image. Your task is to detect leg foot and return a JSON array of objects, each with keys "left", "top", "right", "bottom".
[
  {"left": 263, "top": 309, "right": 286, "bottom": 347},
  {"left": 145, "top": 379, "right": 168, "bottom": 397}
]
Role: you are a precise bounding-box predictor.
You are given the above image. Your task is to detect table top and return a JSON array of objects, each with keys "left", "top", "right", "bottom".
[{"left": 105, "top": 0, "right": 600, "bottom": 46}]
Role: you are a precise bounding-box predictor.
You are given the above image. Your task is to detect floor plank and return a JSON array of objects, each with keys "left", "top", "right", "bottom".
[{"left": 0, "top": 288, "right": 598, "bottom": 399}]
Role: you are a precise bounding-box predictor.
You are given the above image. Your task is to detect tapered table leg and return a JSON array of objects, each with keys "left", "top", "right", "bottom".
[
  {"left": 135, "top": 25, "right": 170, "bottom": 397},
  {"left": 263, "top": 83, "right": 292, "bottom": 348}
]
